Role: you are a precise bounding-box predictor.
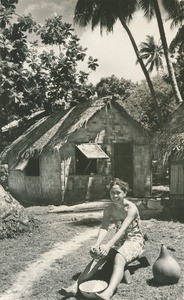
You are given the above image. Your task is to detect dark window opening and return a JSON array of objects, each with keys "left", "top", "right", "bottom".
[
  {"left": 75, "top": 147, "right": 97, "bottom": 175},
  {"left": 114, "top": 143, "right": 133, "bottom": 193},
  {"left": 25, "top": 157, "right": 40, "bottom": 176}
]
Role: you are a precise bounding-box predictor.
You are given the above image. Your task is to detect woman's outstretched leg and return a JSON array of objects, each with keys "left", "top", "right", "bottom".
[
  {"left": 60, "top": 256, "right": 107, "bottom": 296},
  {"left": 96, "top": 253, "right": 126, "bottom": 300},
  {"left": 78, "top": 256, "right": 107, "bottom": 284}
]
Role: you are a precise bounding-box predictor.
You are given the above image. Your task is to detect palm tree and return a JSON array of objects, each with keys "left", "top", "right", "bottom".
[
  {"left": 139, "top": 0, "right": 183, "bottom": 103},
  {"left": 138, "top": 35, "right": 164, "bottom": 73},
  {"left": 74, "top": 0, "right": 163, "bottom": 127}
]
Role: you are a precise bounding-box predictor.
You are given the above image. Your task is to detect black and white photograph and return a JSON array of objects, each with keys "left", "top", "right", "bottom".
[{"left": 0, "top": 0, "right": 184, "bottom": 299}]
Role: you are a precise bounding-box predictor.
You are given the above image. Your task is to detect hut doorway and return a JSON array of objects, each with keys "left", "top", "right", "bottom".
[{"left": 113, "top": 143, "right": 133, "bottom": 191}]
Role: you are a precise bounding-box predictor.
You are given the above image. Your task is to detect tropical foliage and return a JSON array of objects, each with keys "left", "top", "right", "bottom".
[
  {"left": 167, "top": 0, "right": 184, "bottom": 28},
  {"left": 74, "top": 0, "right": 164, "bottom": 127},
  {"left": 75, "top": 0, "right": 184, "bottom": 115},
  {"left": 138, "top": 35, "right": 164, "bottom": 73},
  {"left": 139, "top": 0, "right": 183, "bottom": 103},
  {"left": 170, "top": 25, "right": 184, "bottom": 54},
  {"left": 1, "top": 0, "right": 184, "bottom": 153},
  {"left": 123, "top": 75, "right": 177, "bottom": 130},
  {"left": 168, "top": 1, "right": 184, "bottom": 99},
  {"left": 95, "top": 76, "right": 135, "bottom": 99},
  {"left": 0, "top": 0, "right": 98, "bottom": 130}
]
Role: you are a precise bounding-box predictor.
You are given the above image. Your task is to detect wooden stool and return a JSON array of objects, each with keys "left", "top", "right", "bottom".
[{"left": 123, "top": 251, "right": 152, "bottom": 284}]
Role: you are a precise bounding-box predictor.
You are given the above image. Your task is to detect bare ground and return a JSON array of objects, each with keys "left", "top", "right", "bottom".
[{"left": 0, "top": 206, "right": 184, "bottom": 300}]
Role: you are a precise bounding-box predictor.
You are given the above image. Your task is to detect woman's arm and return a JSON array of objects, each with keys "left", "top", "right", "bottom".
[
  {"left": 91, "top": 206, "right": 111, "bottom": 249},
  {"left": 94, "top": 228, "right": 108, "bottom": 246}
]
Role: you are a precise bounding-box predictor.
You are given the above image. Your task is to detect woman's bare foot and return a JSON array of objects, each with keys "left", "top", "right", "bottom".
[
  {"left": 59, "top": 281, "right": 78, "bottom": 296},
  {"left": 95, "top": 289, "right": 112, "bottom": 300}
]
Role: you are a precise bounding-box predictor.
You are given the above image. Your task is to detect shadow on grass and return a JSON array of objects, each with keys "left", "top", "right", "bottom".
[
  {"left": 147, "top": 278, "right": 178, "bottom": 287},
  {"left": 70, "top": 218, "right": 102, "bottom": 227}
]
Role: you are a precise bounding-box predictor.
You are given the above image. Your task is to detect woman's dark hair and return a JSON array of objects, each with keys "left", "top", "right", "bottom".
[{"left": 108, "top": 178, "right": 129, "bottom": 193}]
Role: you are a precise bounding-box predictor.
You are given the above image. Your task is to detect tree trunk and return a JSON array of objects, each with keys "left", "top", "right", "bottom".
[
  {"left": 153, "top": 0, "right": 183, "bottom": 104},
  {"left": 119, "top": 18, "right": 163, "bottom": 128}
]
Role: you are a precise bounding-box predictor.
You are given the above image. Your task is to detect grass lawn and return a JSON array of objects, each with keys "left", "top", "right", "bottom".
[{"left": 0, "top": 207, "right": 184, "bottom": 300}]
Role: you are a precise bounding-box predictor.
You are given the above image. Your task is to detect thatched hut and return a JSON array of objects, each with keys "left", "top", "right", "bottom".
[
  {"left": 1, "top": 98, "right": 151, "bottom": 206},
  {"left": 153, "top": 102, "right": 184, "bottom": 214}
]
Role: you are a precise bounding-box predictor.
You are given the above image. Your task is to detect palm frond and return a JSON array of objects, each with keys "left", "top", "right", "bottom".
[
  {"left": 74, "top": 0, "right": 96, "bottom": 27},
  {"left": 170, "top": 25, "right": 184, "bottom": 52},
  {"left": 138, "top": 34, "right": 164, "bottom": 72},
  {"left": 164, "top": 0, "right": 184, "bottom": 28},
  {"left": 118, "top": 0, "right": 138, "bottom": 23},
  {"left": 90, "top": 0, "right": 116, "bottom": 33},
  {"left": 162, "top": 0, "right": 181, "bottom": 17},
  {"left": 139, "top": 0, "right": 155, "bottom": 21},
  {"left": 148, "top": 60, "right": 154, "bottom": 73},
  {"left": 74, "top": 0, "right": 139, "bottom": 34},
  {"left": 154, "top": 55, "right": 164, "bottom": 71},
  {"left": 139, "top": 52, "right": 152, "bottom": 59}
]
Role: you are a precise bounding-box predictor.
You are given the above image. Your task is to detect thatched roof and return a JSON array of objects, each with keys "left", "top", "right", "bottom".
[
  {"left": 1, "top": 98, "right": 150, "bottom": 167},
  {"left": 1, "top": 110, "right": 45, "bottom": 133},
  {"left": 152, "top": 102, "right": 184, "bottom": 163}
]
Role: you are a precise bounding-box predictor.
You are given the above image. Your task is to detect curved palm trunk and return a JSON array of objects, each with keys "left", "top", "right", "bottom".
[
  {"left": 119, "top": 18, "right": 163, "bottom": 127},
  {"left": 153, "top": 0, "right": 183, "bottom": 104}
]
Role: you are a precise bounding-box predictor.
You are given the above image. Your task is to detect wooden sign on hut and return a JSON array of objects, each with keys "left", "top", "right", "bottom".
[{"left": 2, "top": 98, "right": 152, "bottom": 206}]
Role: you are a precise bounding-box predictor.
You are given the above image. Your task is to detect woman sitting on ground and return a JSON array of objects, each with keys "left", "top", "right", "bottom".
[{"left": 61, "top": 178, "right": 145, "bottom": 300}]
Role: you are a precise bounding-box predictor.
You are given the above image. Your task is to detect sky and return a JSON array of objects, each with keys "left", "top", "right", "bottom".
[{"left": 16, "top": 0, "right": 178, "bottom": 84}]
